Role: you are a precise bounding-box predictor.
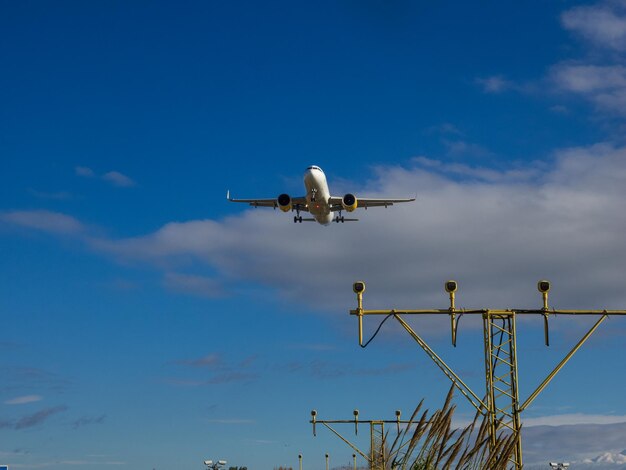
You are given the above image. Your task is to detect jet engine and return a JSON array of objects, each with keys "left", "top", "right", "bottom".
[
  {"left": 277, "top": 193, "right": 292, "bottom": 212},
  {"left": 342, "top": 193, "right": 358, "bottom": 212}
]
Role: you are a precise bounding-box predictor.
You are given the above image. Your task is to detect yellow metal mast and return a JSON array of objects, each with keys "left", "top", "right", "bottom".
[
  {"left": 349, "top": 280, "right": 626, "bottom": 470},
  {"left": 483, "top": 311, "right": 522, "bottom": 467}
]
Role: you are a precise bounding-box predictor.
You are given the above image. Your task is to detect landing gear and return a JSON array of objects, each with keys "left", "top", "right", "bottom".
[
  {"left": 294, "top": 206, "right": 303, "bottom": 223},
  {"left": 334, "top": 211, "right": 345, "bottom": 223},
  {"left": 310, "top": 188, "right": 318, "bottom": 202}
]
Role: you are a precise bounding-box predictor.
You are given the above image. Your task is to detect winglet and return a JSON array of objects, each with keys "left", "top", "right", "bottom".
[{"left": 226, "top": 190, "right": 231, "bottom": 201}]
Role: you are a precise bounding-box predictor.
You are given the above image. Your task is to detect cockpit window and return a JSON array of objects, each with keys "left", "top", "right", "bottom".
[{"left": 307, "top": 165, "right": 321, "bottom": 171}]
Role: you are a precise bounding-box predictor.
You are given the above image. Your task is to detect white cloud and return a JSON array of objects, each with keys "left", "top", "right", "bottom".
[
  {"left": 28, "top": 189, "right": 73, "bottom": 200},
  {"left": 424, "top": 123, "right": 464, "bottom": 136},
  {"left": 549, "top": 1, "right": 626, "bottom": 118},
  {"left": 102, "top": 171, "right": 135, "bottom": 187},
  {"left": 525, "top": 413, "right": 626, "bottom": 427},
  {"left": 479, "top": 2, "right": 626, "bottom": 122},
  {"left": 523, "top": 421, "right": 626, "bottom": 466},
  {"left": 551, "top": 65, "right": 626, "bottom": 93},
  {"left": 562, "top": 1, "right": 626, "bottom": 52},
  {"left": 551, "top": 64, "right": 626, "bottom": 115},
  {"left": 550, "top": 104, "right": 569, "bottom": 114},
  {"left": 6, "top": 145, "right": 626, "bottom": 321},
  {"left": 75, "top": 166, "right": 95, "bottom": 177},
  {"left": 0, "top": 210, "right": 85, "bottom": 235},
  {"left": 442, "top": 140, "right": 493, "bottom": 158},
  {"left": 91, "top": 219, "right": 227, "bottom": 263},
  {"left": 102, "top": 144, "right": 626, "bottom": 313},
  {"left": 75, "top": 166, "right": 135, "bottom": 187},
  {"left": 412, "top": 156, "right": 539, "bottom": 183},
  {"left": 475, "top": 75, "right": 514, "bottom": 93},
  {"left": 4, "top": 395, "right": 43, "bottom": 405}
]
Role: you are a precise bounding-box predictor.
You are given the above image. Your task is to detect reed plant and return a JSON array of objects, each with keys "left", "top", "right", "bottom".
[{"left": 386, "top": 386, "right": 518, "bottom": 470}]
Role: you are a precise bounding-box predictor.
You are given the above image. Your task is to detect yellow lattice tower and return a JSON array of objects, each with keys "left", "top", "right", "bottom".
[{"left": 369, "top": 421, "right": 385, "bottom": 470}]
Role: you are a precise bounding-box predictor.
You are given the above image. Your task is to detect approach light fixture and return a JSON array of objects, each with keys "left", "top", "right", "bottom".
[
  {"left": 353, "top": 281, "right": 366, "bottom": 294},
  {"left": 538, "top": 280, "right": 551, "bottom": 293},
  {"left": 444, "top": 280, "right": 458, "bottom": 293}
]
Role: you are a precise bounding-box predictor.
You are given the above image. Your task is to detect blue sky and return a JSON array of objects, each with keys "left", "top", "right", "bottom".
[{"left": 2, "top": 1, "right": 626, "bottom": 468}]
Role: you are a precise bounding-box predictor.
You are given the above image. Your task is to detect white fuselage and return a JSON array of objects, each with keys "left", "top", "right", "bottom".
[{"left": 303, "top": 166, "right": 333, "bottom": 225}]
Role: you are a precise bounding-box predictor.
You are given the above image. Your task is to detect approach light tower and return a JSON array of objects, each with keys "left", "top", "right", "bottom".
[
  {"left": 350, "top": 280, "right": 626, "bottom": 470},
  {"left": 310, "top": 408, "right": 412, "bottom": 470}
]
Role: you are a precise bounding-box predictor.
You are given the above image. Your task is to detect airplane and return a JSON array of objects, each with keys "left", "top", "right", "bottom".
[{"left": 227, "top": 165, "right": 415, "bottom": 225}]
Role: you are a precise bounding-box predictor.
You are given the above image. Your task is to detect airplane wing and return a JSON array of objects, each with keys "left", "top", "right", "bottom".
[
  {"left": 328, "top": 196, "right": 415, "bottom": 212},
  {"left": 227, "top": 192, "right": 309, "bottom": 211}
]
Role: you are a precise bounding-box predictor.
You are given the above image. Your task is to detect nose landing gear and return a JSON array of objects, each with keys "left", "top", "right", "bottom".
[{"left": 294, "top": 206, "right": 303, "bottom": 223}]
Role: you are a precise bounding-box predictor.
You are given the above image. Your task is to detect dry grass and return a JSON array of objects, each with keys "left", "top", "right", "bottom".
[{"left": 386, "top": 386, "right": 518, "bottom": 470}]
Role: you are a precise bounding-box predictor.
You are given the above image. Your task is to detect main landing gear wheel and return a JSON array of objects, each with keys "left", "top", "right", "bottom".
[{"left": 334, "top": 216, "right": 345, "bottom": 223}]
